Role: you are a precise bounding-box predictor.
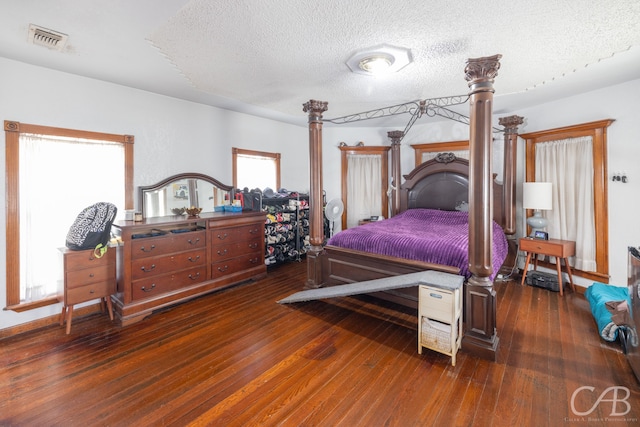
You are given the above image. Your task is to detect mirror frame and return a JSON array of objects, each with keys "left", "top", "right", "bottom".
[{"left": 139, "top": 172, "right": 234, "bottom": 218}]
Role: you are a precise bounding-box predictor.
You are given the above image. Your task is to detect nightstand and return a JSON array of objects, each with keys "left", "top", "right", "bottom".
[
  {"left": 418, "top": 280, "right": 463, "bottom": 366},
  {"left": 59, "top": 247, "right": 116, "bottom": 334},
  {"left": 519, "top": 237, "right": 575, "bottom": 296}
]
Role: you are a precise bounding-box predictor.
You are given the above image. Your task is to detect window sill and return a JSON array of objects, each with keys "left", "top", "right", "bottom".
[{"left": 4, "top": 295, "right": 59, "bottom": 312}]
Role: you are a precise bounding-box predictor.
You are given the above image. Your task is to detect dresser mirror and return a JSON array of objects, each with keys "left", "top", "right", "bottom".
[{"left": 139, "top": 173, "right": 234, "bottom": 218}]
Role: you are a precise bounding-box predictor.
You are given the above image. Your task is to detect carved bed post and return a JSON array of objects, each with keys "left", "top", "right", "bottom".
[
  {"left": 499, "top": 115, "right": 524, "bottom": 235},
  {"left": 388, "top": 130, "right": 404, "bottom": 217},
  {"left": 463, "top": 54, "right": 501, "bottom": 361},
  {"left": 303, "top": 99, "right": 328, "bottom": 288}
]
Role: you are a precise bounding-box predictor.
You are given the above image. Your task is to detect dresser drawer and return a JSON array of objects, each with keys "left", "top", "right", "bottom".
[
  {"left": 211, "top": 237, "right": 263, "bottom": 262},
  {"left": 419, "top": 286, "right": 454, "bottom": 323},
  {"left": 209, "top": 225, "right": 263, "bottom": 244},
  {"left": 211, "top": 253, "right": 263, "bottom": 278},
  {"left": 66, "top": 280, "right": 115, "bottom": 305},
  {"left": 131, "top": 248, "right": 206, "bottom": 280},
  {"left": 131, "top": 265, "right": 207, "bottom": 300},
  {"left": 130, "top": 230, "right": 206, "bottom": 259},
  {"left": 66, "top": 264, "right": 115, "bottom": 288}
]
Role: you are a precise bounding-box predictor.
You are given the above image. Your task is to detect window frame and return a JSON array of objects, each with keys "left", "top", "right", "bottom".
[
  {"left": 4, "top": 120, "right": 134, "bottom": 311},
  {"left": 232, "top": 147, "right": 281, "bottom": 190},
  {"left": 339, "top": 145, "right": 390, "bottom": 230},
  {"left": 521, "top": 119, "right": 614, "bottom": 283},
  {"left": 410, "top": 140, "right": 470, "bottom": 167}
]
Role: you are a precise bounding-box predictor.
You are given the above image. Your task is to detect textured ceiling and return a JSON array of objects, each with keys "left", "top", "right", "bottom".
[{"left": 1, "top": 0, "right": 640, "bottom": 126}]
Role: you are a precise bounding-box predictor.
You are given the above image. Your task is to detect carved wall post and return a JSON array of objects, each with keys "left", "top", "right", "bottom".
[
  {"left": 303, "top": 99, "right": 328, "bottom": 288},
  {"left": 387, "top": 130, "right": 404, "bottom": 217},
  {"left": 499, "top": 115, "right": 524, "bottom": 235},
  {"left": 462, "top": 54, "right": 501, "bottom": 361}
]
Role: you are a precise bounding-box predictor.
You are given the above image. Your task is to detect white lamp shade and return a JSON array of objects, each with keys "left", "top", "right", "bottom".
[{"left": 523, "top": 182, "right": 552, "bottom": 210}]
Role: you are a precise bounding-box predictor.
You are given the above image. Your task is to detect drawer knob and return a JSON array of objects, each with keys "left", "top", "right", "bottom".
[
  {"left": 188, "top": 272, "right": 200, "bottom": 280},
  {"left": 187, "top": 238, "right": 200, "bottom": 245},
  {"left": 217, "top": 265, "right": 229, "bottom": 272},
  {"left": 217, "top": 249, "right": 228, "bottom": 256},
  {"left": 140, "top": 244, "right": 156, "bottom": 253},
  {"left": 249, "top": 228, "right": 259, "bottom": 234},
  {"left": 430, "top": 293, "right": 442, "bottom": 299},
  {"left": 249, "top": 257, "right": 259, "bottom": 264},
  {"left": 217, "top": 233, "right": 228, "bottom": 240},
  {"left": 141, "top": 284, "right": 156, "bottom": 293},
  {"left": 188, "top": 256, "right": 201, "bottom": 262},
  {"left": 248, "top": 242, "right": 258, "bottom": 249},
  {"left": 141, "top": 264, "right": 156, "bottom": 272}
]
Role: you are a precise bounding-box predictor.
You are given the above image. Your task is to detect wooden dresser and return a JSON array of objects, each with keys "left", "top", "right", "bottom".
[
  {"left": 59, "top": 247, "right": 116, "bottom": 334},
  {"left": 112, "top": 211, "right": 266, "bottom": 325}
]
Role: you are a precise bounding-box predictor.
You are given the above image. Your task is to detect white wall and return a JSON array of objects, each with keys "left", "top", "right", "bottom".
[
  {"left": 515, "top": 79, "right": 640, "bottom": 287},
  {"left": 1, "top": 56, "right": 638, "bottom": 330},
  {"left": 0, "top": 58, "right": 307, "bottom": 329}
]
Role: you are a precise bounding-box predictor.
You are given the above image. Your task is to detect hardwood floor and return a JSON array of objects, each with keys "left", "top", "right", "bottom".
[{"left": 2, "top": 261, "right": 639, "bottom": 426}]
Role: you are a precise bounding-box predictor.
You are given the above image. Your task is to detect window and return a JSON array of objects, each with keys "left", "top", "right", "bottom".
[
  {"left": 232, "top": 148, "right": 280, "bottom": 191},
  {"left": 4, "top": 121, "right": 133, "bottom": 311},
  {"left": 521, "top": 119, "right": 613, "bottom": 283},
  {"left": 339, "top": 145, "right": 390, "bottom": 229}
]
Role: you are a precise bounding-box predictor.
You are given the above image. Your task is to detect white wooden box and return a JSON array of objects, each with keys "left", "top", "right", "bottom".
[{"left": 418, "top": 282, "right": 463, "bottom": 366}]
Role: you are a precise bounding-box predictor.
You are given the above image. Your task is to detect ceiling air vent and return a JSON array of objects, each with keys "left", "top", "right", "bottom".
[{"left": 28, "top": 24, "right": 68, "bottom": 51}]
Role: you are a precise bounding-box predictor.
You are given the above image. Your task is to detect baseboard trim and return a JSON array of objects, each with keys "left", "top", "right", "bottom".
[{"left": 0, "top": 303, "right": 103, "bottom": 339}]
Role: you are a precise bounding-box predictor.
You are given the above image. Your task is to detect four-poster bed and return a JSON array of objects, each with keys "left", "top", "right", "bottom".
[
  {"left": 302, "top": 55, "right": 523, "bottom": 360},
  {"left": 326, "top": 155, "right": 510, "bottom": 283}
]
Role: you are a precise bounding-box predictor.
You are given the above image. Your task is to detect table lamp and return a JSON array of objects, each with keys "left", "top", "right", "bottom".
[{"left": 523, "top": 182, "right": 552, "bottom": 237}]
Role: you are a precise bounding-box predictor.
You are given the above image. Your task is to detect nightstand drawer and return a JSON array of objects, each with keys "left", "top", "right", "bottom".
[
  {"left": 419, "top": 286, "right": 453, "bottom": 321},
  {"left": 66, "top": 281, "right": 114, "bottom": 305},
  {"left": 519, "top": 237, "right": 575, "bottom": 258},
  {"left": 64, "top": 249, "right": 114, "bottom": 269},
  {"left": 66, "top": 264, "right": 114, "bottom": 288}
]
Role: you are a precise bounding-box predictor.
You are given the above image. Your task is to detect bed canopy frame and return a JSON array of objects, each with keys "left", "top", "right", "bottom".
[{"left": 302, "top": 54, "right": 524, "bottom": 361}]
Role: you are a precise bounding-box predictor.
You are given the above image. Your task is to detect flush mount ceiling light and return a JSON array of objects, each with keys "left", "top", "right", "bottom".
[
  {"left": 347, "top": 44, "right": 412, "bottom": 76},
  {"left": 359, "top": 54, "right": 394, "bottom": 73}
]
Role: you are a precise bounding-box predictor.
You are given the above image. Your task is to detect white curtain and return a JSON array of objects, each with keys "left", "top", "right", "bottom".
[
  {"left": 421, "top": 149, "right": 469, "bottom": 163},
  {"left": 535, "top": 136, "right": 596, "bottom": 271},
  {"left": 346, "top": 154, "right": 382, "bottom": 228},
  {"left": 19, "top": 134, "right": 125, "bottom": 301}
]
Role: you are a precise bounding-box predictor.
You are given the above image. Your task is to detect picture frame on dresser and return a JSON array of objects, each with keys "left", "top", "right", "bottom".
[{"left": 534, "top": 230, "right": 548, "bottom": 240}]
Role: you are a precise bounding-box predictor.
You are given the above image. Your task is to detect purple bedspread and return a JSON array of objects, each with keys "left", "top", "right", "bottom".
[{"left": 326, "top": 209, "right": 508, "bottom": 280}]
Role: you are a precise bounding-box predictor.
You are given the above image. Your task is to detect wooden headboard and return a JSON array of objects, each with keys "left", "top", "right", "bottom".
[{"left": 398, "top": 153, "right": 505, "bottom": 228}]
